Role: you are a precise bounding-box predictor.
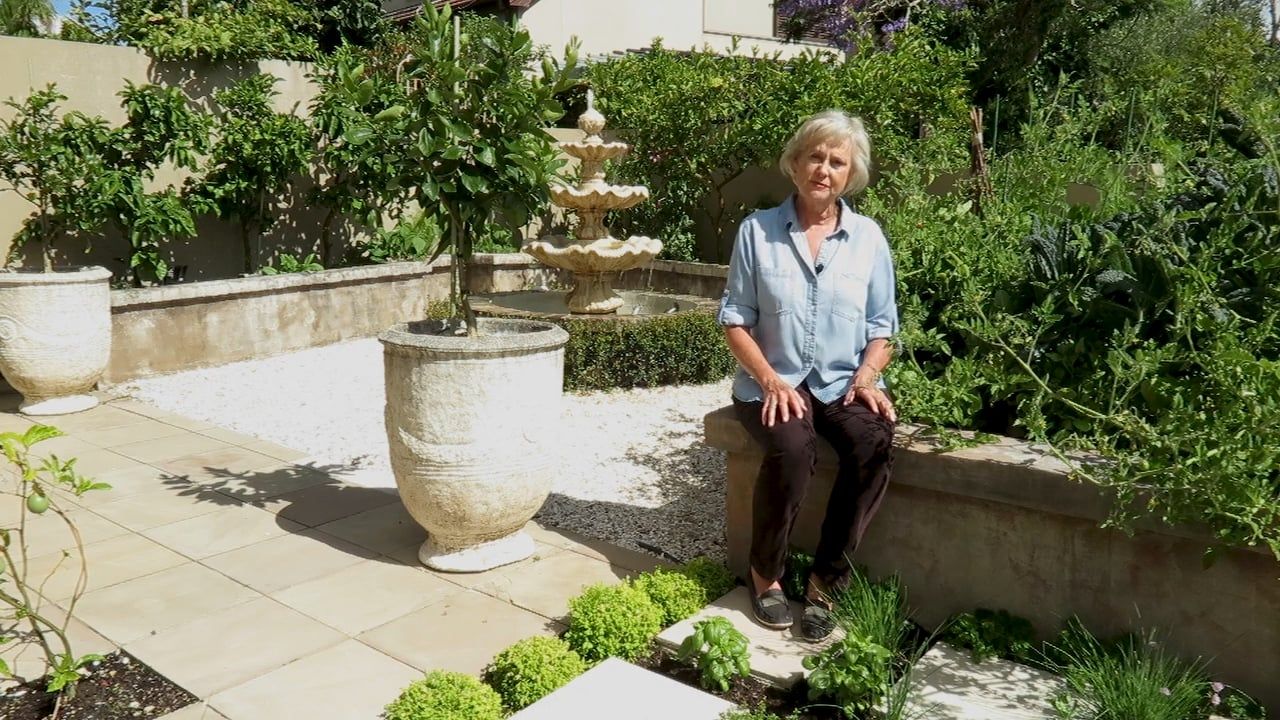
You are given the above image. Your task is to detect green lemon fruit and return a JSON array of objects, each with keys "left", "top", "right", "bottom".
[{"left": 26, "top": 493, "right": 49, "bottom": 514}]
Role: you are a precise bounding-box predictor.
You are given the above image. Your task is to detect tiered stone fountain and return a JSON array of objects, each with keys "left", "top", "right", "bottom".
[
  {"left": 521, "top": 90, "right": 663, "bottom": 313},
  {"left": 471, "top": 92, "right": 712, "bottom": 321}
]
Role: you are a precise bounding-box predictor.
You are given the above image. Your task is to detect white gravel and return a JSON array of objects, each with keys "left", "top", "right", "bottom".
[{"left": 115, "top": 339, "right": 734, "bottom": 562}]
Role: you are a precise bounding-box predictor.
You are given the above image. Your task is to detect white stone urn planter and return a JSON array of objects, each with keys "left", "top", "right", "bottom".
[
  {"left": 380, "top": 317, "right": 570, "bottom": 572},
  {"left": 0, "top": 267, "right": 112, "bottom": 415}
]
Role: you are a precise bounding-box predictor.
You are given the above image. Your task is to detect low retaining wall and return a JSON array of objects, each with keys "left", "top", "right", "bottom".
[
  {"left": 705, "top": 406, "right": 1280, "bottom": 707},
  {"left": 104, "top": 254, "right": 723, "bottom": 383},
  {"left": 105, "top": 254, "right": 565, "bottom": 383}
]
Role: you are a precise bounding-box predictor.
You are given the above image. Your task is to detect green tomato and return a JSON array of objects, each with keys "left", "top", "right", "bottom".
[{"left": 26, "top": 493, "right": 49, "bottom": 514}]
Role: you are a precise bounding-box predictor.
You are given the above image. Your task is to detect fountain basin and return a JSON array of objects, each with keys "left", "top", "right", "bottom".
[
  {"left": 471, "top": 290, "right": 716, "bottom": 321},
  {"left": 550, "top": 185, "right": 649, "bottom": 211},
  {"left": 523, "top": 236, "right": 663, "bottom": 274}
]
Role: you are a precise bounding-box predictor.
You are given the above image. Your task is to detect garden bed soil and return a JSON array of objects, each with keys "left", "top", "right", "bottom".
[
  {"left": 0, "top": 651, "right": 198, "bottom": 720},
  {"left": 636, "top": 646, "right": 845, "bottom": 720}
]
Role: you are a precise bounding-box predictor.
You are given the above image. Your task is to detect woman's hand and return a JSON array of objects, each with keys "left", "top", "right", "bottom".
[
  {"left": 844, "top": 380, "right": 896, "bottom": 423},
  {"left": 761, "top": 375, "right": 806, "bottom": 428}
]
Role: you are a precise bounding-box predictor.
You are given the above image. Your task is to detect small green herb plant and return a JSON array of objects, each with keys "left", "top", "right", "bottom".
[
  {"left": 1048, "top": 619, "right": 1209, "bottom": 720},
  {"left": 633, "top": 568, "right": 705, "bottom": 627},
  {"left": 0, "top": 425, "right": 111, "bottom": 700},
  {"left": 564, "top": 582, "right": 662, "bottom": 663},
  {"left": 803, "top": 631, "right": 892, "bottom": 716},
  {"left": 260, "top": 252, "right": 324, "bottom": 275},
  {"left": 485, "top": 636, "right": 586, "bottom": 712},
  {"left": 676, "top": 556, "right": 736, "bottom": 605},
  {"left": 677, "top": 616, "right": 751, "bottom": 693},
  {"left": 942, "top": 608, "right": 1036, "bottom": 663},
  {"left": 829, "top": 570, "right": 912, "bottom": 660},
  {"left": 782, "top": 549, "right": 814, "bottom": 601},
  {"left": 383, "top": 670, "right": 503, "bottom": 720}
]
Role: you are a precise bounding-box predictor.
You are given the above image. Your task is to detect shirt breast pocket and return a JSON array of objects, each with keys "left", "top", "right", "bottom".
[
  {"left": 758, "top": 266, "right": 799, "bottom": 316},
  {"left": 832, "top": 271, "right": 869, "bottom": 321}
]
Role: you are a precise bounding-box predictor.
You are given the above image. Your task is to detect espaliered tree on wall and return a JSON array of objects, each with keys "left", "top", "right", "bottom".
[{"left": 187, "top": 74, "right": 311, "bottom": 275}]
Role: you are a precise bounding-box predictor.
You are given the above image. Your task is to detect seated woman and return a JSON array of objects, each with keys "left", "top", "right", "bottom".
[{"left": 718, "top": 109, "right": 899, "bottom": 641}]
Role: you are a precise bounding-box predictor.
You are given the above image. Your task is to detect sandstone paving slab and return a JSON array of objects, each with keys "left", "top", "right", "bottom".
[
  {"left": 202, "top": 528, "right": 378, "bottom": 594},
  {"left": 208, "top": 639, "right": 421, "bottom": 720},
  {"left": 312, "top": 500, "right": 426, "bottom": 556},
  {"left": 270, "top": 558, "right": 462, "bottom": 635},
  {"left": 527, "top": 520, "right": 669, "bottom": 573},
  {"left": 142, "top": 504, "right": 304, "bottom": 560},
  {"left": 78, "top": 419, "right": 191, "bottom": 449},
  {"left": 656, "top": 586, "right": 842, "bottom": 688},
  {"left": 125, "top": 596, "right": 346, "bottom": 697},
  {"left": 891, "top": 642, "right": 1068, "bottom": 719},
  {"left": 67, "top": 448, "right": 148, "bottom": 477},
  {"left": 239, "top": 438, "right": 308, "bottom": 462},
  {"left": 204, "top": 463, "right": 333, "bottom": 503},
  {"left": 195, "top": 427, "right": 267, "bottom": 447},
  {"left": 91, "top": 484, "right": 240, "bottom": 532},
  {"left": 512, "top": 657, "right": 735, "bottom": 720},
  {"left": 64, "top": 464, "right": 186, "bottom": 508},
  {"left": 249, "top": 481, "right": 399, "bottom": 527},
  {"left": 28, "top": 433, "right": 99, "bottom": 457},
  {"left": 114, "top": 433, "right": 231, "bottom": 465},
  {"left": 463, "top": 545, "right": 635, "bottom": 621},
  {"left": 158, "top": 702, "right": 230, "bottom": 720},
  {"left": 21, "top": 531, "right": 188, "bottom": 602},
  {"left": 16, "top": 506, "right": 131, "bottom": 553},
  {"left": 358, "top": 589, "right": 562, "bottom": 676},
  {"left": 0, "top": 410, "right": 34, "bottom": 433},
  {"left": 74, "top": 563, "right": 260, "bottom": 645},
  {"left": 30, "top": 404, "right": 147, "bottom": 433},
  {"left": 153, "top": 446, "right": 286, "bottom": 482}
]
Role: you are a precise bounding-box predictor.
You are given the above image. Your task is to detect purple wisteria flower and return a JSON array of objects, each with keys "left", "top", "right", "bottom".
[{"left": 776, "top": 0, "right": 967, "bottom": 52}]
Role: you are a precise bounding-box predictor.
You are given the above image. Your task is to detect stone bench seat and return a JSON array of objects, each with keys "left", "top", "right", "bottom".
[{"left": 703, "top": 405, "right": 1279, "bottom": 709}]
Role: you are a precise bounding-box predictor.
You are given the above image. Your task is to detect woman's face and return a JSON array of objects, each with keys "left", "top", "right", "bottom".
[{"left": 793, "top": 140, "right": 852, "bottom": 209}]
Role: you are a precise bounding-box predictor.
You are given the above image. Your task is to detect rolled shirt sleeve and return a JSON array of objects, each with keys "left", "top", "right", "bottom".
[
  {"left": 718, "top": 221, "right": 759, "bottom": 328},
  {"left": 864, "top": 231, "right": 899, "bottom": 341}
]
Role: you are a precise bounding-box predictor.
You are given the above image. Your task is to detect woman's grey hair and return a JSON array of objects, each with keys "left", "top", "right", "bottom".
[{"left": 779, "top": 110, "right": 872, "bottom": 196}]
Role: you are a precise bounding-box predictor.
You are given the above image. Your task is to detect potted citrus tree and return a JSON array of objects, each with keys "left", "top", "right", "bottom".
[
  {"left": 370, "top": 5, "right": 579, "bottom": 571},
  {"left": 0, "top": 87, "right": 114, "bottom": 415}
]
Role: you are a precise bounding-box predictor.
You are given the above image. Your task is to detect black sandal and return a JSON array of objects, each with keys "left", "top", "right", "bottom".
[
  {"left": 800, "top": 599, "right": 836, "bottom": 642},
  {"left": 750, "top": 588, "right": 793, "bottom": 630}
]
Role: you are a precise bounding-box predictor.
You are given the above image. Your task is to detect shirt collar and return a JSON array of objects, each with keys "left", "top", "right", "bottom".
[{"left": 782, "top": 194, "right": 857, "bottom": 240}]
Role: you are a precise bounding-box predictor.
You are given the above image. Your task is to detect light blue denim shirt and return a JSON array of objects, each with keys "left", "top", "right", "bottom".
[{"left": 718, "top": 195, "right": 899, "bottom": 404}]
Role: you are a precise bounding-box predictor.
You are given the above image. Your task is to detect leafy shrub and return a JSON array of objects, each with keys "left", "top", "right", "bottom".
[
  {"left": 588, "top": 31, "right": 972, "bottom": 262},
  {"left": 802, "top": 631, "right": 892, "bottom": 716},
  {"left": 719, "top": 708, "right": 795, "bottom": 720},
  {"left": 383, "top": 671, "right": 503, "bottom": 720},
  {"left": 559, "top": 311, "right": 736, "bottom": 391},
  {"left": 677, "top": 617, "right": 751, "bottom": 693},
  {"left": 830, "top": 571, "right": 912, "bottom": 660},
  {"left": 186, "top": 74, "right": 311, "bottom": 275},
  {"left": 1048, "top": 621, "right": 1209, "bottom": 720},
  {"left": 485, "top": 636, "right": 586, "bottom": 712},
  {"left": 676, "top": 556, "right": 736, "bottom": 605},
  {"left": 564, "top": 582, "right": 663, "bottom": 663},
  {"left": 260, "top": 253, "right": 324, "bottom": 275},
  {"left": 359, "top": 213, "right": 442, "bottom": 264},
  {"left": 942, "top": 608, "right": 1036, "bottom": 663},
  {"left": 633, "top": 569, "right": 706, "bottom": 627},
  {"left": 782, "top": 549, "right": 814, "bottom": 602}
]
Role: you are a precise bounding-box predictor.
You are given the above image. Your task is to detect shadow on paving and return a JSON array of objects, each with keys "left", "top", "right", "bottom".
[{"left": 156, "top": 461, "right": 410, "bottom": 564}]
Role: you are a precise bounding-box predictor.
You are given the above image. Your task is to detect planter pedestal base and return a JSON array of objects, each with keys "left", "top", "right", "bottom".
[
  {"left": 419, "top": 531, "right": 535, "bottom": 573},
  {"left": 20, "top": 393, "right": 99, "bottom": 416}
]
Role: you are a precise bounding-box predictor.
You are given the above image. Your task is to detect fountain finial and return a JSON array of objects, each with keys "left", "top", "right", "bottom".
[{"left": 578, "top": 87, "right": 606, "bottom": 137}]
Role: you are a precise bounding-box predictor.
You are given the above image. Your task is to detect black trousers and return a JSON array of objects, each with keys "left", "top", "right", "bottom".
[{"left": 733, "top": 383, "right": 895, "bottom": 589}]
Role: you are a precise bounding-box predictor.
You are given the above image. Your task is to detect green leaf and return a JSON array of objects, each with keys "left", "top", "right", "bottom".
[
  {"left": 459, "top": 172, "right": 488, "bottom": 194},
  {"left": 22, "top": 425, "right": 64, "bottom": 448},
  {"left": 343, "top": 126, "right": 374, "bottom": 145}
]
